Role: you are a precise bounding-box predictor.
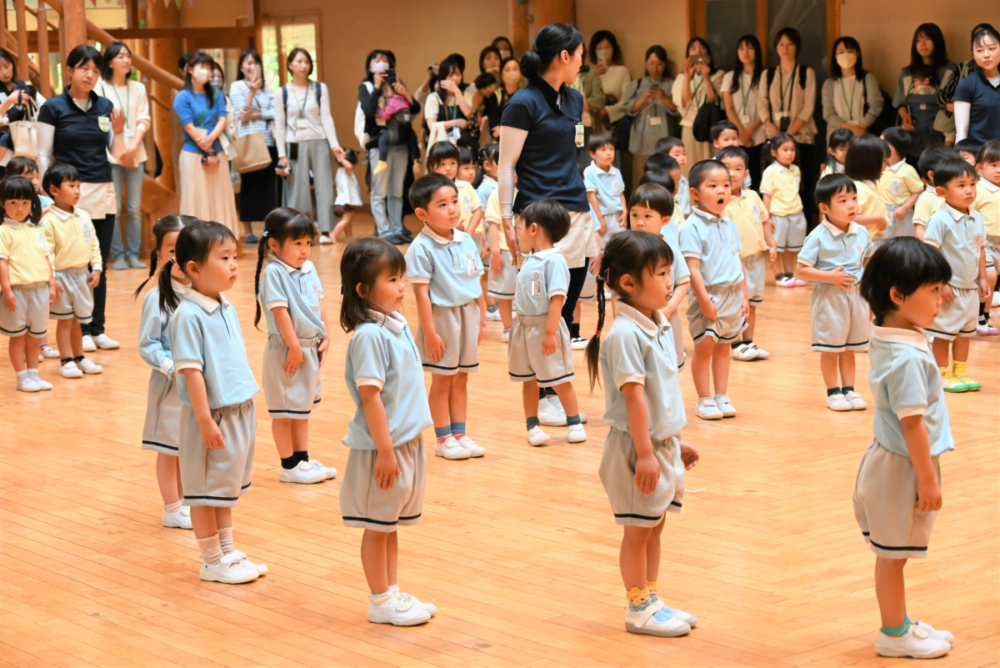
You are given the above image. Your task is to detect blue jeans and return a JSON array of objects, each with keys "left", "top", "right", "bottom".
[
  {"left": 368, "top": 145, "right": 407, "bottom": 237},
  {"left": 110, "top": 162, "right": 145, "bottom": 260}
]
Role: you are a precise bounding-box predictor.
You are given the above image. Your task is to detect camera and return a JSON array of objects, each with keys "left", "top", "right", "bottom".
[
  {"left": 384, "top": 68, "right": 397, "bottom": 86},
  {"left": 691, "top": 54, "right": 709, "bottom": 67},
  {"left": 428, "top": 63, "right": 439, "bottom": 75}
]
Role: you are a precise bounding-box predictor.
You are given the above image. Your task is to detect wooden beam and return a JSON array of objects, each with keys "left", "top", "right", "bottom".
[
  {"left": 104, "top": 27, "right": 256, "bottom": 41},
  {"left": 61, "top": 0, "right": 87, "bottom": 54},
  {"left": 14, "top": 0, "right": 29, "bottom": 81},
  {"left": 827, "top": 0, "right": 843, "bottom": 62},
  {"left": 126, "top": 0, "right": 138, "bottom": 30},
  {"left": 530, "top": 0, "right": 575, "bottom": 36},
  {"left": 757, "top": 0, "right": 769, "bottom": 67},
  {"left": 37, "top": 3, "right": 51, "bottom": 98},
  {"left": 509, "top": 0, "right": 529, "bottom": 57}
]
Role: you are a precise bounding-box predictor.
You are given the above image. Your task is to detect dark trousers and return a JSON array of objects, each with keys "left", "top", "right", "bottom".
[
  {"left": 81, "top": 213, "right": 115, "bottom": 336},
  {"left": 797, "top": 142, "right": 817, "bottom": 221},
  {"left": 747, "top": 143, "right": 763, "bottom": 191},
  {"left": 542, "top": 259, "right": 590, "bottom": 400}
]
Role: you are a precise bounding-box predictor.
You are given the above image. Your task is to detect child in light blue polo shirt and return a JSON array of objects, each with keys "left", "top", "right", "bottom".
[
  {"left": 339, "top": 237, "right": 436, "bottom": 628},
  {"left": 161, "top": 221, "right": 263, "bottom": 586},
  {"left": 253, "top": 208, "right": 336, "bottom": 486},
  {"left": 404, "top": 173, "right": 487, "bottom": 461},
  {"left": 583, "top": 133, "right": 627, "bottom": 249},
  {"left": 797, "top": 174, "right": 875, "bottom": 412},
  {"left": 856, "top": 236, "right": 955, "bottom": 660}
]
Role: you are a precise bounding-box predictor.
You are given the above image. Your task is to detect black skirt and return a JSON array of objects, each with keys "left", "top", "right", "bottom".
[{"left": 238, "top": 144, "right": 279, "bottom": 223}]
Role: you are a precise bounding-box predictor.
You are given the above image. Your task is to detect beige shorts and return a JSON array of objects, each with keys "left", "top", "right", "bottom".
[
  {"left": 687, "top": 284, "right": 747, "bottom": 344},
  {"left": 555, "top": 210, "right": 597, "bottom": 269},
  {"left": 599, "top": 428, "right": 685, "bottom": 527},
  {"left": 986, "top": 236, "right": 1000, "bottom": 271},
  {"left": 853, "top": 440, "right": 940, "bottom": 560},
  {"left": 598, "top": 211, "right": 625, "bottom": 250},
  {"left": 0, "top": 281, "right": 49, "bottom": 338},
  {"left": 50, "top": 267, "right": 94, "bottom": 323},
  {"left": 771, "top": 212, "right": 807, "bottom": 252},
  {"left": 742, "top": 252, "right": 767, "bottom": 304},
  {"left": 927, "top": 286, "right": 978, "bottom": 340},
  {"left": 142, "top": 370, "right": 182, "bottom": 455},
  {"left": 487, "top": 250, "right": 518, "bottom": 299},
  {"left": 180, "top": 400, "right": 256, "bottom": 508},
  {"left": 417, "top": 301, "right": 481, "bottom": 375},
  {"left": 507, "top": 314, "right": 575, "bottom": 387},
  {"left": 262, "top": 334, "right": 322, "bottom": 419},
  {"left": 810, "top": 284, "right": 871, "bottom": 353},
  {"left": 340, "top": 435, "right": 427, "bottom": 533}
]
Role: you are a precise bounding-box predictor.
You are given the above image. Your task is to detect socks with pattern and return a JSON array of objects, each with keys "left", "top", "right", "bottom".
[
  {"left": 218, "top": 526, "right": 234, "bottom": 555},
  {"left": 826, "top": 387, "right": 841, "bottom": 397},
  {"left": 197, "top": 533, "right": 223, "bottom": 565},
  {"left": 164, "top": 500, "right": 183, "bottom": 514},
  {"left": 526, "top": 416, "right": 540, "bottom": 431},
  {"left": 626, "top": 586, "right": 651, "bottom": 610},
  {"left": 940, "top": 366, "right": 951, "bottom": 380},
  {"left": 953, "top": 360, "right": 967, "bottom": 378},
  {"left": 434, "top": 425, "right": 452, "bottom": 445},
  {"left": 647, "top": 581, "right": 658, "bottom": 602},
  {"left": 450, "top": 422, "right": 466, "bottom": 440}
]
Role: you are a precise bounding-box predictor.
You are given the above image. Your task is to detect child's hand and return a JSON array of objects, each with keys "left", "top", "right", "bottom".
[
  {"left": 478, "top": 317, "right": 486, "bottom": 345},
  {"left": 589, "top": 253, "right": 602, "bottom": 274},
  {"left": 769, "top": 247, "right": 777, "bottom": 265},
  {"left": 827, "top": 266, "right": 856, "bottom": 290},
  {"left": 741, "top": 297, "right": 750, "bottom": 317},
  {"left": 893, "top": 206, "right": 908, "bottom": 219},
  {"left": 942, "top": 284, "right": 955, "bottom": 304},
  {"left": 978, "top": 277, "right": 991, "bottom": 302},
  {"left": 49, "top": 278, "right": 63, "bottom": 305},
  {"left": 490, "top": 252, "right": 504, "bottom": 275},
  {"left": 618, "top": 211, "right": 627, "bottom": 224},
  {"left": 598, "top": 218, "right": 607, "bottom": 235},
  {"left": 198, "top": 418, "right": 225, "bottom": 449},
  {"left": 373, "top": 448, "right": 401, "bottom": 491},
  {"left": 663, "top": 303, "right": 677, "bottom": 319},
  {"left": 317, "top": 338, "right": 330, "bottom": 367},
  {"left": 679, "top": 440, "right": 700, "bottom": 470},
  {"left": 41, "top": 204, "right": 53, "bottom": 217},
  {"left": 917, "top": 477, "right": 942, "bottom": 513},
  {"left": 699, "top": 298, "right": 718, "bottom": 321},
  {"left": 285, "top": 345, "right": 304, "bottom": 376},
  {"left": 2, "top": 290, "right": 16, "bottom": 312},
  {"left": 425, "top": 331, "right": 446, "bottom": 362},
  {"left": 634, "top": 453, "right": 660, "bottom": 496},
  {"left": 86, "top": 270, "right": 101, "bottom": 288},
  {"left": 542, "top": 331, "right": 557, "bottom": 356}
]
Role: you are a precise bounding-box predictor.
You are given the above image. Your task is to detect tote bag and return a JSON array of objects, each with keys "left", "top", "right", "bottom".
[
  {"left": 230, "top": 122, "right": 272, "bottom": 174},
  {"left": 9, "top": 97, "right": 38, "bottom": 159}
]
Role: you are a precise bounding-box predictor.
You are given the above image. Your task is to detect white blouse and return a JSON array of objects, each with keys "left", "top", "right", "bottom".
[
  {"left": 722, "top": 70, "right": 766, "bottom": 145},
  {"left": 272, "top": 81, "right": 340, "bottom": 159},
  {"left": 600, "top": 65, "right": 632, "bottom": 124},
  {"left": 95, "top": 79, "right": 151, "bottom": 165}
]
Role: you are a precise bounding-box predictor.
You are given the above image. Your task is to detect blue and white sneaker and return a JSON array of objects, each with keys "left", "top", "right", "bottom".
[
  {"left": 624, "top": 603, "right": 691, "bottom": 637},
  {"left": 650, "top": 597, "right": 698, "bottom": 627}
]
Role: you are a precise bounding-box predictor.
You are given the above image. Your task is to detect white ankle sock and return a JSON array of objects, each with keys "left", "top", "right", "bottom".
[
  {"left": 218, "top": 526, "right": 234, "bottom": 554},
  {"left": 163, "top": 500, "right": 183, "bottom": 514},
  {"left": 197, "top": 533, "right": 223, "bottom": 565}
]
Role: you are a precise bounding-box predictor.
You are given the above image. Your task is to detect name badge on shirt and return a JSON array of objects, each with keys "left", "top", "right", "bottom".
[
  {"left": 296, "top": 117, "right": 309, "bottom": 130},
  {"left": 574, "top": 123, "right": 585, "bottom": 148},
  {"left": 98, "top": 116, "right": 111, "bottom": 132},
  {"left": 750, "top": 204, "right": 761, "bottom": 224},
  {"left": 649, "top": 116, "right": 662, "bottom": 126},
  {"left": 465, "top": 252, "right": 477, "bottom": 277},
  {"left": 726, "top": 227, "right": 737, "bottom": 255},
  {"left": 854, "top": 243, "right": 865, "bottom": 269},
  {"left": 739, "top": 113, "right": 751, "bottom": 125},
  {"left": 309, "top": 282, "right": 322, "bottom": 307},
  {"left": 530, "top": 271, "right": 543, "bottom": 297},
  {"left": 82, "top": 222, "right": 92, "bottom": 243},
  {"left": 36, "top": 231, "right": 47, "bottom": 252},
  {"left": 451, "top": 126, "right": 462, "bottom": 140},
  {"left": 890, "top": 179, "right": 902, "bottom": 197},
  {"left": 461, "top": 193, "right": 472, "bottom": 212},
  {"left": 124, "top": 127, "right": 135, "bottom": 139}
]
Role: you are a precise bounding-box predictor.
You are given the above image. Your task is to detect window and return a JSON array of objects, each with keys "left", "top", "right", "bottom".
[{"left": 261, "top": 12, "right": 321, "bottom": 91}]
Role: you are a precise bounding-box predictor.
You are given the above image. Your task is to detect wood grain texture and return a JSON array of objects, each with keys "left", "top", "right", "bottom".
[{"left": 1, "top": 214, "right": 998, "bottom": 667}]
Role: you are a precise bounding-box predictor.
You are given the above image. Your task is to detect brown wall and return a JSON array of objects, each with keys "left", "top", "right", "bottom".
[{"left": 577, "top": 0, "right": 688, "bottom": 77}]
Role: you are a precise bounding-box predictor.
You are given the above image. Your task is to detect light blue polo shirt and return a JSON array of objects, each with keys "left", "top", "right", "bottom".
[
  {"left": 680, "top": 208, "right": 743, "bottom": 287},
  {"left": 797, "top": 221, "right": 874, "bottom": 284},
  {"left": 405, "top": 226, "right": 484, "bottom": 307},
  {"left": 513, "top": 248, "right": 569, "bottom": 317},
  {"left": 600, "top": 303, "right": 687, "bottom": 442},
  {"left": 169, "top": 290, "right": 260, "bottom": 409},
  {"left": 344, "top": 310, "right": 433, "bottom": 450},
  {"left": 660, "top": 221, "right": 691, "bottom": 288},
  {"left": 868, "top": 326, "right": 953, "bottom": 458},
  {"left": 924, "top": 204, "right": 986, "bottom": 290},
  {"left": 477, "top": 175, "right": 497, "bottom": 210},
  {"left": 258, "top": 258, "right": 326, "bottom": 339},
  {"left": 138, "top": 282, "right": 185, "bottom": 376},
  {"left": 583, "top": 162, "right": 626, "bottom": 215}
]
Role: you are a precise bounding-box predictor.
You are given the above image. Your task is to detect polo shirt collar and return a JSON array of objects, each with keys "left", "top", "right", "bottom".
[
  {"left": 184, "top": 289, "right": 229, "bottom": 314},
  {"left": 773, "top": 162, "right": 791, "bottom": 172},
  {"left": 617, "top": 302, "right": 669, "bottom": 336},
  {"left": 272, "top": 257, "right": 314, "bottom": 274},
  {"left": 941, "top": 202, "right": 972, "bottom": 222},
  {"left": 50, "top": 206, "right": 74, "bottom": 221},
  {"left": 367, "top": 309, "right": 407, "bottom": 333},
  {"left": 872, "top": 325, "right": 929, "bottom": 351},
  {"left": 421, "top": 225, "right": 466, "bottom": 245},
  {"left": 691, "top": 207, "right": 724, "bottom": 224},
  {"left": 974, "top": 65, "right": 1000, "bottom": 88},
  {"left": 531, "top": 75, "right": 568, "bottom": 111},
  {"left": 62, "top": 85, "right": 99, "bottom": 113},
  {"left": 590, "top": 160, "right": 614, "bottom": 174},
  {"left": 889, "top": 159, "right": 907, "bottom": 171},
  {"left": 529, "top": 247, "right": 560, "bottom": 260},
  {"left": 821, "top": 219, "right": 860, "bottom": 237},
  {"left": 3, "top": 217, "right": 24, "bottom": 228},
  {"left": 480, "top": 175, "right": 497, "bottom": 189},
  {"left": 924, "top": 185, "right": 937, "bottom": 194},
  {"left": 980, "top": 177, "right": 999, "bottom": 193}
]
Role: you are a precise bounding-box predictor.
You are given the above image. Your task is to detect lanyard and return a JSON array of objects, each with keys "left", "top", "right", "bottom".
[
  {"left": 778, "top": 66, "right": 796, "bottom": 113},
  {"left": 739, "top": 72, "right": 751, "bottom": 117},
  {"left": 195, "top": 92, "right": 207, "bottom": 127},
  {"left": 839, "top": 77, "right": 858, "bottom": 121},
  {"left": 295, "top": 85, "right": 309, "bottom": 119},
  {"left": 110, "top": 82, "right": 130, "bottom": 127},
  {"left": 690, "top": 74, "right": 704, "bottom": 110}
]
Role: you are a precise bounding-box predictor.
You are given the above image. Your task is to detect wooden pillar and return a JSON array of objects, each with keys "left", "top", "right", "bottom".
[
  {"left": 37, "top": 4, "right": 51, "bottom": 97},
  {"left": 530, "top": 0, "right": 575, "bottom": 37},
  {"left": 148, "top": 0, "right": 182, "bottom": 192},
  {"left": 14, "top": 0, "right": 29, "bottom": 81},
  {"left": 509, "top": 0, "right": 529, "bottom": 57},
  {"left": 62, "top": 0, "right": 87, "bottom": 54}
]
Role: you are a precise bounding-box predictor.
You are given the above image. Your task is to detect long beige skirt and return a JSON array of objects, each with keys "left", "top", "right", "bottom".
[
  {"left": 178, "top": 150, "right": 239, "bottom": 235},
  {"left": 680, "top": 126, "right": 713, "bottom": 176}
]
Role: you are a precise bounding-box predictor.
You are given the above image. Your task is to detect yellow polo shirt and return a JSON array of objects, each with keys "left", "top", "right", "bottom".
[
  {"left": 0, "top": 219, "right": 52, "bottom": 285},
  {"left": 760, "top": 162, "right": 803, "bottom": 216},
  {"left": 913, "top": 186, "right": 945, "bottom": 228},
  {"left": 485, "top": 188, "right": 518, "bottom": 252},
  {"left": 455, "top": 179, "right": 482, "bottom": 231},
  {"left": 725, "top": 190, "right": 769, "bottom": 258},
  {"left": 877, "top": 160, "right": 923, "bottom": 207},
  {"left": 41, "top": 207, "right": 102, "bottom": 271},
  {"left": 972, "top": 177, "right": 1000, "bottom": 237},
  {"left": 856, "top": 180, "right": 890, "bottom": 238}
]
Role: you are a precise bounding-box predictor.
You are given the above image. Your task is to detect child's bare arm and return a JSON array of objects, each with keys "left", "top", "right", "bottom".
[
  {"left": 271, "top": 306, "right": 304, "bottom": 376},
  {"left": 180, "top": 368, "right": 224, "bottom": 449},
  {"left": 796, "top": 263, "right": 855, "bottom": 288},
  {"left": 467, "top": 208, "right": 484, "bottom": 237},
  {"left": 621, "top": 383, "right": 659, "bottom": 496},
  {"left": 856, "top": 214, "right": 887, "bottom": 232},
  {"left": 359, "top": 385, "right": 400, "bottom": 491},
  {"left": 0, "top": 259, "right": 14, "bottom": 311},
  {"left": 317, "top": 298, "right": 331, "bottom": 366},
  {"left": 413, "top": 283, "right": 444, "bottom": 360},
  {"left": 588, "top": 192, "right": 608, "bottom": 234},
  {"left": 542, "top": 294, "right": 565, "bottom": 355},
  {"left": 900, "top": 415, "right": 941, "bottom": 512},
  {"left": 664, "top": 280, "right": 688, "bottom": 319},
  {"left": 762, "top": 192, "right": 772, "bottom": 214},
  {"left": 897, "top": 190, "right": 921, "bottom": 216}
]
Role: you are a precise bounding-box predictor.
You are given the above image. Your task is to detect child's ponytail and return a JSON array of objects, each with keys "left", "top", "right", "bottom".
[
  {"left": 761, "top": 132, "right": 795, "bottom": 172},
  {"left": 585, "top": 271, "right": 606, "bottom": 391},
  {"left": 133, "top": 214, "right": 191, "bottom": 300},
  {"left": 158, "top": 258, "right": 182, "bottom": 314},
  {"left": 475, "top": 144, "right": 499, "bottom": 189},
  {"left": 253, "top": 230, "right": 268, "bottom": 328}
]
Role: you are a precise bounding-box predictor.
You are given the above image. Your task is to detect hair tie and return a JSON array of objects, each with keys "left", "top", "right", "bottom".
[
  {"left": 262, "top": 230, "right": 269, "bottom": 238},
  {"left": 594, "top": 330, "right": 601, "bottom": 338},
  {"left": 169, "top": 257, "right": 176, "bottom": 264}
]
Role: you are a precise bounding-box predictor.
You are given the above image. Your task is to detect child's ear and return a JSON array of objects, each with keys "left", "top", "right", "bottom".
[
  {"left": 889, "top": 286, "right": 906, "bottom": 308},
  {"left": 267, "top": 237, "right": 280, "bottom": 254},
  {"left": 817, "top": 202, "right": 830, "bottom": 218},
  {"left": 355, "top": 281, "right": 369, "bottom": 299},
  {"left": 934, "top": 185, "right": 947, "bottom": 198},
  {"left": 619, "top": 272, "right": 636, "bottom": 294},
  {"left": 414, "top": 207, "right": 430, "bottom": 222},
  {"left": 184, "top": 260, "right": 199, "bottom": 279}
]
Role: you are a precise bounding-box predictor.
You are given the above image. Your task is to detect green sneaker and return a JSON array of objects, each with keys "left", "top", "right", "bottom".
[
  {"left": 941, "top": 376, "right": 967, "bottom": 393},
  {"left": 954, "top": 375, "right": 981, "bottom": 392}
]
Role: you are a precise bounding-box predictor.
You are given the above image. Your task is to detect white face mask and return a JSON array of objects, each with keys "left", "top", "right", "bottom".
[
  {"left": 192, "top": 68, "right": 211, "bottom": 84},
  {"left": 370, "top": 61, "right": 389, "bottom": 73},
  {"left": 498, "top": 49, "right": 511, "bottom": 60},
  {"left": 209, "top": 78, "right": 223, "bottom": 90},
  {"left": 836, "top": 52, "right": 858, "bottom": 70}
]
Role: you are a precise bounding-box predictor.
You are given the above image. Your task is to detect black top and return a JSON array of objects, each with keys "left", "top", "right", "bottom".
[
  {"left": 37, "top": 86, "right": 115, "bottom": 184},
  {"left": 500, "top": 76, "right": 589, "bottom": 214},
  {"left": 954, "top": 66, "right": 1000, "bottom": 144},
  {"left": 484, "top": 86, "right": 518, "bottom": 134},
  {"left": 358, "top": 81, "right": 421, "bottom": 150}
]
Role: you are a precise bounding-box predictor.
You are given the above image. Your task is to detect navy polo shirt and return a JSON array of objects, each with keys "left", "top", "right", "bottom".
[
  {"left": 955, "top": 67, "right": 1000, "bottom": 144},
  {"left": 37, "top": 86, "right": 114, "bottom": 184},
  {"left": 500, "top": 76, "right": 589, "bottom": 214}
]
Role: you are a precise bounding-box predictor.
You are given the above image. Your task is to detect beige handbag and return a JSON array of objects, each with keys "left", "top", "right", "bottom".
[
  {"left": 230, "top": 121, "right": 271, "bottom": 173},
  {"left": 9, "top": 97, "right": 38, "bottom": 160}
]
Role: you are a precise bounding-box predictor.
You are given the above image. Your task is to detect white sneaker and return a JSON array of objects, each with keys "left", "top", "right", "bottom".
[
  {"left": 388, "top": 585, "right": 437, "bottom": 616},
  {"left": 318, "top": 233, "right": 333, "bottom": 244},
  {"left": 16, "top": 375, "right": 41, "bottom": 393},
  {"left": 278, "top": 461, "right": 327, "bottom": 484},
  {"left": 307, "top": 459, "right": 337, "bottom": 479},
  {"left": 749, "top": 343, "right": 770, "bottom": 359},
  {"left": 199, "top": 552, "right": 259, "bottom": 584},
  {"left": 28, "top": 371, "right": 53, "bottom": 391},
  {"left": 993, "top": 291, "right": 999, "bottom": 308},
  {"left": 538, "top": 396, "right": 568, "bottom": 426},
  {"left": 501, "top": 328, "right": 510, "bottom": 343},
  {"left": 624, "top": 605, "right": 691, "bottom": 637},
  {"left": 485, "top": 308, "right": 502, "bottom": 321},
  {"left": 713, "top": 394, "right": 737, "bottom": 418},
  {"left": 230, "top": 549, "right": 268, "bottom": 575},
  {"left": 182, "top": 505, "right": 191, "bottom": 516},
  {"left": 695, "top": 397, "right": 724, "bottom": 420},
  {"left": 162, "top": 509, "right": 192, "bottom": 529},
  {"left": 76, "top": 357, "right": 103, "bottom": 374},
  {"left": 434, "top": 436, "right": 471, "bottom": 460},
  {"left": 367, "top": 593, "right": 431, "bottom": 626},
  {"left": 731, "top": 343, "right": 757, "bottom": 361},
  {"left": 93, "top": 333, "right": 120, "bottom": 350},
  {"left": 570, "top": 336, "right": 589, "bottom": 350},
  {"left": 567, "top": 424, "right": 587, "bottom": 442},
  {"left": 81, "top": 334, "right": 97, "bottom": 352},
  {"left": 527, "top": 426, "right": 551, "bottom": 446},
  {"left": 875, "top": 625, "right": 950, "bottom": 659},
  {"left": 60, "top": 361, "right": 84, "bottom": 379},
  {"left": 650, "top": 599, "right": 698, "bottom": 627},
  {"left": 912, "top": 620, "right": 954, "bottom": 644},
  {"left": 775, "top": 275, "right": 793, "bottom": 288},
  {"left": 40, "top": 344, "right": 61, "bottom": 358},
  {"left": 844, "top": 390, "right": 867, "bottom": 411},
  {"left": 457, "top": 436, "right": 485, "bottom": 457},
  {"left": 826, "top": 393, "right": 852, "bottom": 412}
]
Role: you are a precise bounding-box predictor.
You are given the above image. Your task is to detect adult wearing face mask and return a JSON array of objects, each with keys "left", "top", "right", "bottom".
[
  {"left": 492, "top": 36, "right": 515, "bottom": 62},
  {"left": 590, "top": 31, "right": 631, "bottom": 133},
  {"left": 172, "top": 52, "right": 239, "bottom": 238},
  {"left": 821, "top": 37, "right": 883, "bottom": 141},
  {"left": 485, "top": 57, "right": 524, "bottom": 140}
]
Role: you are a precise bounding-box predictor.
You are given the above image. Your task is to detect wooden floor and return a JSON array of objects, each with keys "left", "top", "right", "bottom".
[{"left": 1, "top": 213, "right": 998, "bottom": 668}]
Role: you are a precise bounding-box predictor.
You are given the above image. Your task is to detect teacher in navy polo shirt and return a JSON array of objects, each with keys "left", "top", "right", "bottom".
[
  {"left": 954, "top": 25, "right": 1000, "bottom": 144},
  {"left": 37, "top": 45, "right": 126, "bottom": 352}
]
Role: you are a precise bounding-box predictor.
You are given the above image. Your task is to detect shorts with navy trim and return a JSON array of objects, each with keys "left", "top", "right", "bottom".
[
  {"left": 507, "top": 314, "right": 575, "bottom": 387},
  {"left": 180, "top": 400, "right": 256, "bottom": 508},
  {"left": 771, "top": 212, "right": 807, "bottom": 252},
  {"left": 853, "top": 440, "right": 940, "bottom": 560},
  {"left": 262, "top": 334, "right": 322, "bottom": 419},
  {"left": 487, "top": 250, "right": 518, "bottom": 299},
  {"left": 599, "top": 428, "right": 685, "bottom": 527},
  {"left": 417, "top": 301, "right": 480, "bottom": 375},
  {"left": 687, "top": 283, "right": 747, "bottom": 344},
  {"left": 340, "top": 435, "right": 426, "bottom": 533},
  {"left": 810, "top": 283, "right": 871, "bottom": 353},
  {"left": 926, "top": 286, "right": 977, "bottom": 341},
  {"left": 742, "top": 251, "right": 767, "bottom": 304},
  {"left": 142, "top": 369, "right": 182, "bottom": 455},
  {"left": 50, "top": 267, "right": 94, "bottom": 323},
  {"left": 0, "top": 281, "right": 49, "bottom": 338}
]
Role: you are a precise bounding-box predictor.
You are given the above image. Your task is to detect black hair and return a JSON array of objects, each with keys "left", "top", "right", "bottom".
[
  {"left": 931, "top": 159, "right": 977, "bottom": 188},
  {"left": 640, "top": 168, "right": 676, "bottom": 194},
  {"left": 521, "top": 199, "right": 571, "bottom": 244},
  {"left": 815, "top": 173, "right": 858, "bottom": 207},
  {"left": 688, "top": 159, "right": 730, "bottom": 190},
  {"left": 644, "top": 152, "right": 679, "bottom": 174},
  {"left": 977, "top": 141, "right": 1000, "bottom": 165},
  {"left": 474, "top": 144, "right": 500, "bottom": 189},
  {"left": 4, "top": 156, "right": 39, "bottom": 177},
  {"left": 133, "top": 214, "right": 195, "bottom": 299},
  {"left": 342, "top": 148, "right": 358, "bottom": 165},
  {"left": 287, "top": 47, "right": 314, "bottom": 77},
  {"left": 183, "top": 52, "right": 217, "bottom": 106},
  {"left": 774, "top": 27, "right": 802, "bottom": 57},
  {"left": 409, "top": 173, "right": 458, "bottom": 211},
  {"left": 861, "top": 237, "right": 952, "bottom": 326},
  {"left": 520, "top": 23, "right": 584, "bottom": 79},
  {"left": 628, "top": 183, "right": 674, "bottom": 218},
  {"left": 236, "top": 49, "right": 264, "bottom": 83},
  {"left": 458, "top": 146, "right": 476, "bottom": 170},
  {"left": 427, "top": 141, "right": 461, "bottom": 172},
  {"left": 445, "top": 53, "right": 466, "bottom": 74},
  {"left": 762, "top": 132, "right": 796, "bottom": 170},
  {"left": 474, "top": 72, "right": 497, "bottom": 92},
  {"left": 710, "top": 120, "right": 738, "bottom": 142},
  {"left": 339, "top": 237, "right": 407, "bottom": 333},
  {"left": 730, "top": 34, "right": 763, "bottom": 94},
  {"left": 830, "top": 36, "right": 869, "bottom": 80},
  {"left": 917, "top": 144, "right": 959, "bottom": 181},
  {"left": 586, "top": 231, "right": 674, "bottom": 389},
  {"left": 881, "top": 127, "right": 913, "bottom": 159},
  {"left": 100, "top": 42, "right": 132, "bottom": 81},
  {"left": 178, "top": 53, "right": 191, "bottom": 74},
  {"left": 909, "top": 23, "right": 949, "bottom": 73},
  {"left": 364, "top": 50, "right": 395, "bottom": 82},
  {"left": 954, "top": 138, "right": 983, "bottom": 157},
  {"left": 685, "top": 37, "right": 718, "bottom": 74},
  {"left": 716, "top": 146, "right": 749, "bottom": 171},
  {"left": 254, "top": 207, "right": 319, "bottom": 327},
  {"left": 845, "top": 135, "right": 889, "bottom": 182},
  {"left": 492, "top": 36, "right": 514, "bottom": 54},
  {"left": 430, "top": 58, "right": 463, "bottom": 96},
  {"left": 589, "top": 31, "right": 623, "bottom": 66},
  {"left": 158, "top": 221, "right": 236, "bottom": 313},
  {"left": 588, "top": 132, "right": 614, "bottom": 153},
  {"left": 828, "top": 128, "right": 854, "bottom": 156},
  {"left": 972, "top": 25, "right": 1000, "bottom": 49},
  {"left": 643, "top": 45, "right": 668, "bottom": 77},
  {"left": 66, "top": 45, "right": 103, "bottom": 71},
  {"left": 479, "top": 46, "right": 502, "bottom": 74},
  {"left": 907, "top": 63, "right": 938, "bottom": 86},
  {"left": 654, "top": 136, "right": 684, "bottom": 155},
  {"left": 0, "top": 175, "right": 42, "bottom": 224},
  {"left": 42, "top": 162, "right": 81, "bottom": 197}
]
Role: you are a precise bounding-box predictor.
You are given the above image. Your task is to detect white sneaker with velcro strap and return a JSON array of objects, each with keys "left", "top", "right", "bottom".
[
  {"left": 875, "top": 624, "right": 950, "bottom": 659},
  {"left": 624, "top": 604, "right": 691, "bottom": 637},
  {"left": 200, "top": 552, "right": 259, "bottom": 584},
  {"left": 367, "top": 592, "right": 431, "bottom": 626}
]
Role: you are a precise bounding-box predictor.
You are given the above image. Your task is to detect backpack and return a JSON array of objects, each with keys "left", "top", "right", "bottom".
[
  {"left": 355, "top": 81, "right": 374, "bottom": 148},
  {"left": 281, "top": 81, "right": 322, "bottom": 120}
]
